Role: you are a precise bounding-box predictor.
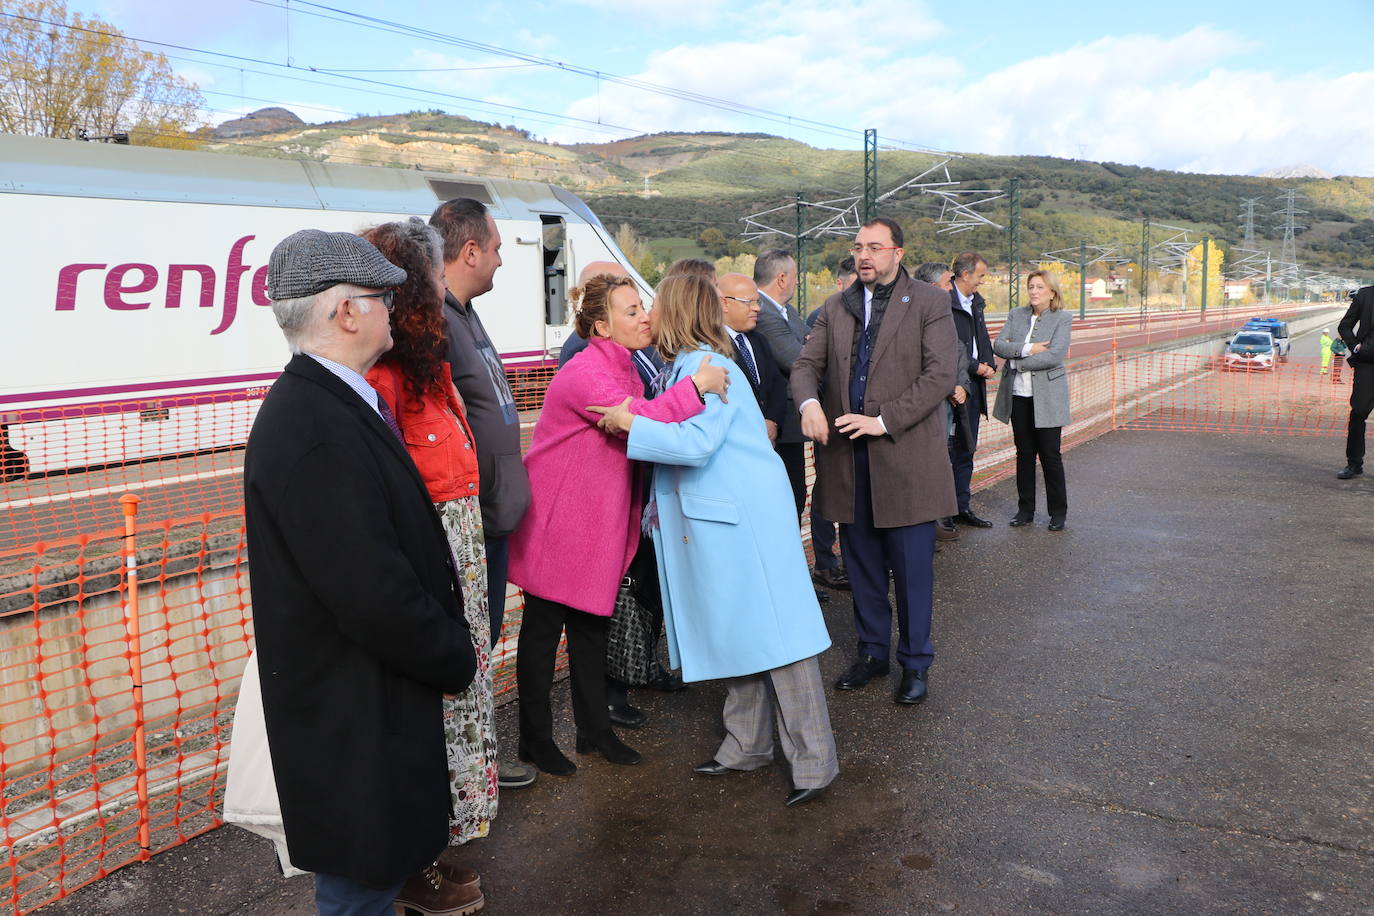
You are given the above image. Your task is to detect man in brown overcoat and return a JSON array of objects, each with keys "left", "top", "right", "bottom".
[{"left": 792, "top": 217, "right": 957, "bottom": 704}]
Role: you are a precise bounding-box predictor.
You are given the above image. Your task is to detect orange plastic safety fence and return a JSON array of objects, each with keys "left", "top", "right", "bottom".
[
  {"left": 1, "top": 333, "right": 1350, "bottom": 913},
  {"left": 0, "top": 362, "right": 567, "bottom": 914}
]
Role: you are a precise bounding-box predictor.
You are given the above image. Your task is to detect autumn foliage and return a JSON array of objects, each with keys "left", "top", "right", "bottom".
[{"left": 0, "top": 0, "right": 205, "bottom": 147}]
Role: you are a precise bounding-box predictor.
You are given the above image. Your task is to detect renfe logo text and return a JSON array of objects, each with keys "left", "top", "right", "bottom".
[{"left": 53, "top": 236, "right": 271, "bottom": 336}]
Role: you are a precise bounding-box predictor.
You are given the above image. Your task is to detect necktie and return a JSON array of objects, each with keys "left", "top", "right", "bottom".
[
  {"left": 377, "top": 397, "right": 404, "bottom": 443},
  {"left": 734, "top": 334, "right": 760, "bottom": 386}
]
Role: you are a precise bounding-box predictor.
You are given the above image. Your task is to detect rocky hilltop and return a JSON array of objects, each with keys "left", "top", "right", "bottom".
[{"left": 213, "top": 107, "right": 307, "bottom": 139}]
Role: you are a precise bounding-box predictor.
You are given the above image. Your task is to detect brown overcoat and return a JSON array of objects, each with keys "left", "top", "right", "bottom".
[{"left": 791, "top": 270, "right": 958, "bottom": 528}]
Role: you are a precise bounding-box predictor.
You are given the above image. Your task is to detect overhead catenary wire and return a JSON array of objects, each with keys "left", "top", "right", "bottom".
[
  {"left": 244, "top": 0, "right": 950, "bottom": 156},
  {"left": 0, "top": 10, "right": 904, "bottom": 190}
]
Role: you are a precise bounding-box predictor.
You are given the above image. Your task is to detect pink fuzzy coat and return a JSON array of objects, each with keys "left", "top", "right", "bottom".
[{"left": 507, "top": 338, "right": 703, "bottom": 616}]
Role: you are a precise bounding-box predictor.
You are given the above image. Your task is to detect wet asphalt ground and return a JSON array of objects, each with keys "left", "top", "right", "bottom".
[{"left": 45, "top": 417, "right": 1374, "bottom": 915}]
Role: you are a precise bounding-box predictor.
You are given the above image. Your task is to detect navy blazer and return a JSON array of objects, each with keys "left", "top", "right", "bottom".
[
  {"left": 949, "top": 286, "right": 996, "bottom": 415},
  {"left": 730, "top": 328, "right": 787, "bottom": 429}
]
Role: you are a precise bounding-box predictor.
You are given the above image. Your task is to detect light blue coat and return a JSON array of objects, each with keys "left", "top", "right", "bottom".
[{"left": 626, "top": 346, "right": 831, "bottom": 682}]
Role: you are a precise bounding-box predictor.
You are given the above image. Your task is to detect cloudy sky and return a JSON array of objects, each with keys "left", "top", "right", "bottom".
[{"left": 62, "top": 0, "right": 1374, "bottom": 176}]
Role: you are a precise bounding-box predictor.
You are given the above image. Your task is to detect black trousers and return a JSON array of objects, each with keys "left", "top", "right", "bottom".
[
  {"left": 1010, "top": 395, "right": 1067, "bottom": 520},
  {"left": 517, "top": 592, "right": 611, "bottom": 743},
  {"left": 776, "top": 441, "right": 807, "bottom": 518},
  {"left": 947, "top": 382, "right": 983, "bottom": 513},
  {"left": 1346, "top": 362, "right": 1374, "bottom": 468}
]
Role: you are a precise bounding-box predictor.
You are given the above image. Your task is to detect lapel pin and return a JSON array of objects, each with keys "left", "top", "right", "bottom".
[{"left": 901, "top": 296, "right": 909, "bottom": 302}]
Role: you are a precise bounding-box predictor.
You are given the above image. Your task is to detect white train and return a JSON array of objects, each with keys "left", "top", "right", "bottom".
[{"left": 0, "top": 134, "right": 650, "bottom": 477}]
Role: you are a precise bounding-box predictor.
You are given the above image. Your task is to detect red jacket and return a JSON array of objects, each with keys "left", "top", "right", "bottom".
[{"left": 366, "top": 360, "right": 481, "bottom": 503}]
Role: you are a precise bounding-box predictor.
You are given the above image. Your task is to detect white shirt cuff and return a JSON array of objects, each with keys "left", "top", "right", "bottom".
[
  {"left": 876, "top": 415, "right": 887, "bottom": 434},
  {"left": 799, "top": 398, "right": 818, "bottom": 414},
  {"left": 1020, "top": 343, "right": 1033, "bottom": 357}
]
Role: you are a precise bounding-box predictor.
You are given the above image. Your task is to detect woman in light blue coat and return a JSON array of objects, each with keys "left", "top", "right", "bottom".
[{"left": 591, "top": 273, "right": 836, "bottom": 808}]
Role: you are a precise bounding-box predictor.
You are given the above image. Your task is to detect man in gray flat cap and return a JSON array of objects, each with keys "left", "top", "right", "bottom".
[{"left": 243, "top": 229, "right": 482, "bottom": 915}]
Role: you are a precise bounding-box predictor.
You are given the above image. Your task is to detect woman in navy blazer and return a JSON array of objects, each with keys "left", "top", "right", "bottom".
[{"left": 592, "top": 274, "right": 837, "bottom": 807}]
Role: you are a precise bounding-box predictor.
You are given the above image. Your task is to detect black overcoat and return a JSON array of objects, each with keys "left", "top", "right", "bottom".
[
  {"left": 243, "top": 354, "right": 477, "bottom": 887},
  {"left": 1338, "top": 286, "right": 1374, "bottom": 363}
]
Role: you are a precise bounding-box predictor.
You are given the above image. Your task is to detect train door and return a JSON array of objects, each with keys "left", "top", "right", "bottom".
[{"left": 541, "top": 215, "right": 572, "bottom": 355}]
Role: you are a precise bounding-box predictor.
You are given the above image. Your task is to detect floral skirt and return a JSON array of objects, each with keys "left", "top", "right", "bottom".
[{"left": 436, "top": 495, "right": 498, "bottom": 845}]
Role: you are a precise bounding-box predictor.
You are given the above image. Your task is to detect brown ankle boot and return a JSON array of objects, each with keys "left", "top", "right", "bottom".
[
  {"left": 394, "top": 863, "right": 484, "bottom": 915},
  {"left": 435, "top": 859, "right": 480, "bottom": 893}
]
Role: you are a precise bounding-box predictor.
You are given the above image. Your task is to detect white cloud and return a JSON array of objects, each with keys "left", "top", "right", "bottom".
[
  {"left": 553, "top": 0, "right": 946, "bottom": 143},
  {"left": 552, "top": 20, "right": 1374, "bottom": 176},
  {"left": 864, "top": 27, "right": 1374, "bottom": 175}
]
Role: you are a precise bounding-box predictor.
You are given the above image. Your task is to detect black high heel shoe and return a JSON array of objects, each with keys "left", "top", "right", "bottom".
[
  {"left": 575, "top": 729, "right": 642, "bottom": 765},
  {"left": 517, "top": 738, "right": 576, "bottom": 776}
]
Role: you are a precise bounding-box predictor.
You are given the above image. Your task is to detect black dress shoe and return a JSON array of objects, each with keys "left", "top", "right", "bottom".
[
  {"left": 935, "top": 518, "right": 960, "bottom": 541},
  {"left": 693, "top": 758, "right": 737, "bottom": 776},
  {"left": 812, "top": 567, "right": 851, "bottom": 590},
  {"left": 1047, "top": 518, "right": 1066, "bottom": 532},
  {"left": 834, "top": 655, "right": 889, "bottom": 690},
  {"left": 1337, "top": 465, "right": 1363, "bottom": 479},
  {"left": 895, "top": 668, "right": 928, "bottom": 705},
  {"left": 645, "top": 665, "right": 686, "bottom": 692},
  {"left": 954, "top": 510, "right": 993, "bottom": 528},
  {"left": 575, "top": 729, "right": 641, "bottom": 765},
  {"left": 517, "top": 739, "right": 576, "bottom": 776},
  {"left": 1008, "top": 514, "right": 1033, "bottom": 527},
  {"left": 785, "top": 787, "right": 825, "bottom": 808},
  {"left": 607, "top": 702, "right": 648, "bottom": 729}
]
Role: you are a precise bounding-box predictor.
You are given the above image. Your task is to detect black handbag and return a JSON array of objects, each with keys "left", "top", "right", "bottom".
[{"left": 606, "top": 576, "right": 655, "bottom": 686}]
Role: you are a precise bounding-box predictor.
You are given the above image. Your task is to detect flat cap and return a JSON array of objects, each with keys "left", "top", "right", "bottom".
[{"left": 267, "top": 229, "right": 406, "bottom": 300}]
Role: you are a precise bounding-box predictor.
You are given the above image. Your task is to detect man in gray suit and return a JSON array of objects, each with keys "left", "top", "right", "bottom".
[{"left": 752, "top": 249, "right": 811, "bottom": 519}]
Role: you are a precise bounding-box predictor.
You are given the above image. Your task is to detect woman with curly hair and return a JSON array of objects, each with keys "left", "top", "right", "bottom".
[{"left": 361, "top": 218, "right": 496, "bottom": 873}]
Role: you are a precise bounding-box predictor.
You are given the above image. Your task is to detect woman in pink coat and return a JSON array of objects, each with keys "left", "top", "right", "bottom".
[{"left": 508, "top": 274, "right": 728, "bottom": 776}]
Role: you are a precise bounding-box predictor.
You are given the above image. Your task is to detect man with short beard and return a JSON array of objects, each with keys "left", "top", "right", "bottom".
[{"left": 792, "top": 217, "right": 957, "bottom": 706}]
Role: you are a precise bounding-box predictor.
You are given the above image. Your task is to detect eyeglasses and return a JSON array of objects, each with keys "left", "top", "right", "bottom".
[
  {"left": 849, "top": 243, "right": 899, "bottom": 255},
  {"left": 354, "top": 290, "right": 395, "bottom": 312},
  {"left": 722, "top": 295, "right": 759, "bottom": 306}
]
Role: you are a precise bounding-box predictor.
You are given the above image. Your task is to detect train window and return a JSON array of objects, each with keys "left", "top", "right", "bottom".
[
  {"left": 542, "top": 215, "right": 567, "bottom": 327},
  {"left": 426, "top": 179, "right": 493, "bottom": 205}
]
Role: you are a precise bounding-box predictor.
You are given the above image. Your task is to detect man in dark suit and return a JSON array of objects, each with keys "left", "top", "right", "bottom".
[
  {"left": 805, "top": 257, "right": 855, "bottom": 587},
  {"left": 793, "top": 217, "right": 958, "bottom": 705},
  {"left": 245, "top": 230, "right": 479, "bottom": 915},
  {"left": 947, "top": 251, "right": 997, "bottom": 528},
  {"left": 430, "top": 197, "right": 538, "bottom": 789},
  {"left": 753, "top": 249, "right": 811, "bottom": 514},
  {"left": 1337, "top": 284, "right": 1374, "bottom": 478},
  {"left": 720, "top": 272, "right": 787, "bottom": 439}
]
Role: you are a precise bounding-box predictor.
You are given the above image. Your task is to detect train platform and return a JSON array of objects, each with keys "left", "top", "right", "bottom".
[{"left": 41, "top": 425, "right": 1374, "bottom": 915}]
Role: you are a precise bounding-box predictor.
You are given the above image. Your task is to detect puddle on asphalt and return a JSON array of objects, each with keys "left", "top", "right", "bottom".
[{"left": 901, "top": 853, "right": 935, "bottom": 870}]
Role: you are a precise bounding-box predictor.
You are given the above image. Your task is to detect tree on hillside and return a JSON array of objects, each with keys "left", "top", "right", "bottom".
[
  {"left": 0, "top": 0, "right": 205, "bottom": 147},
  {"left": 700, "top": 227, "right": 729, "bottom": 258},
  {"left": 614, "top": 222, "right": 648, "bottom": 265}
]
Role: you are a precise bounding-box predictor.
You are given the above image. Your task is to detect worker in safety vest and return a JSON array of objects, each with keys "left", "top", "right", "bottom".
[
  {"left": 1331, "top": 335, "right": 1348, "bottom": 383},
  {"left": 1320, "top": 328, "right": 1334, "bottom": 375}
]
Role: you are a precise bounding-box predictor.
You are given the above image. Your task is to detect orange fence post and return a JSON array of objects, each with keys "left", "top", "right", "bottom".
[
  {"left": 118, "top": 494, "right": 151, "bottom": 863},
  {"left": 1110, "top": 340, "right": 1119, "bottom": 430}
]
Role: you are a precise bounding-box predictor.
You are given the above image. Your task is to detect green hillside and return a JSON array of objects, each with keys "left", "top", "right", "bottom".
[{"left": 204, "top": 111, "right": 1374, "bottom": 277}]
